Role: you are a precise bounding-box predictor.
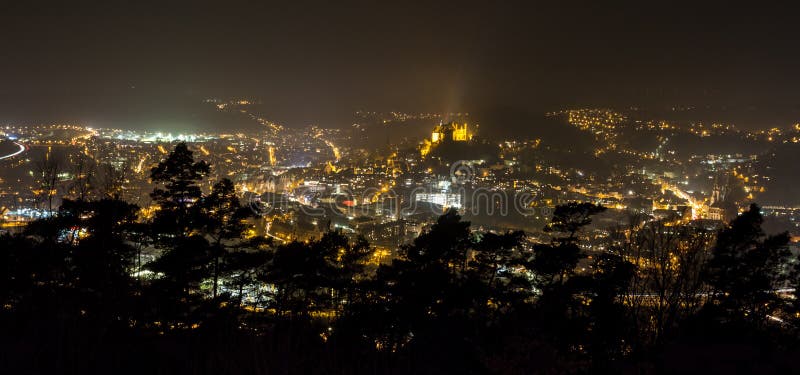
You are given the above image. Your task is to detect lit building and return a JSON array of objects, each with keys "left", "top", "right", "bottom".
[
  {"left": 452, "top": 123, "right": 470, "bottom": 141},
  {"left": 706, "top": 206, "right": 726, "bottom": 221},
  {"left": 431, "top": 122, "right": 472, "bottom": 144},
  {"left": 415, "top": 192, "right": 462, "bottom": 209}
]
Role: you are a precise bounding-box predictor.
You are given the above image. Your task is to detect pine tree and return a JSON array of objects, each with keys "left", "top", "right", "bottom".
[
  {"left": 149, "top": 142, "right": 210, "bottom": 240},
  {"left": 199, "top": 178, "right": 253, "bottom": 298}
]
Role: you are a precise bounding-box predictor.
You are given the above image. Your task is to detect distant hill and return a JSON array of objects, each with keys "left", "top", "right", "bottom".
[
  {"left": 471, "top": 107, "right": 595, "bottom": 149},
  {"left": 757, "top": 143, "right": 800, "bottom": 206}
]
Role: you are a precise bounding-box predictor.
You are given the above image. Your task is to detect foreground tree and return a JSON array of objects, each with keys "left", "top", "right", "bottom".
[
  {"left": 6, "top": 196, "right": 800, "bottom": 374},
  {"left": 335, "top": 210, "right": 535, "bottom": 373},
  {"left": 527, "top": 203, "right": 607, "bottom": 366},
  {"left": 34, "top": 153, "right": 62, "bottom": 214},
  {"left": 615, "top": 221, "right": 714, "bottom": 347},
  {"left": 149, "top": 142, "right": 210, "bottom": 240},
  {"left": 533, "top": 202, "right": 606, "bottom": 287},
  {"left": 199, "top": 178, "right": 254, "bottom": 298},
  {"left": 142, "top": 143, "right": 214, "bottom": 325},
  {"left": 260, "top": 231, "right": 373, "bottom": 318},
  {"left": 704, "top": 203, "right": 791, "bottom": 325}
]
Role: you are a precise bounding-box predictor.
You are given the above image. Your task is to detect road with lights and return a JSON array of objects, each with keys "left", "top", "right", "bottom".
[{"left": 0, "top": 141, "right": 26, "bottom": 160}]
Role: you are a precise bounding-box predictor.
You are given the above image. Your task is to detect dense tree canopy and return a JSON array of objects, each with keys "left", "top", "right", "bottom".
[{"left": 2, "top": 143, "right": 800, "bottom": 374}]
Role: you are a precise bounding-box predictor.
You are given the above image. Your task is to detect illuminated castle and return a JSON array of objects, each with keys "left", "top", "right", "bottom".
[
  {"left": 421, "top": 121, "right": 475, "bottom": 157},
  {"left": 431, "top": 122, "right": 472, "bottom": 143}
]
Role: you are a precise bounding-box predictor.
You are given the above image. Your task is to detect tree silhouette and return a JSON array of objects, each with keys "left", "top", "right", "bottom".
[
  {"left": 545, "top": 202, "right": 607, "bottom": 243},
  {"left": 221, "top": 244, "right": 271, "bottom": 307},
  {"left": 533, "top": 203, "right": 605, "bottom": 287},
  {"left": 149, "top": 142, "right": 210, "bottom": 240},
  {"left": 470, "top": 230, "right": 531, "bottom": 313},
  {"left": 337, "top": 209, "right": 539, "bottom": 373},
  {"left": 614, "top": 220, "right": 713, "bottom": 347},
  {"left": 144, "top": 234, "right": 212, "bottom": 326},
  {"left": 199, "top": 178, "right": 254, "bottom": 298},
  {"left": 33, "top": 153, "right": 62, "bottom": 214},
  {"left": 704, "top": 203, "right": 791, "bottom": 325},
  {"left": 133, "top": 143, "right": 218, "bottom": 329},
  {"left": 67, "top": 153, "right": 96, "bottom": 200},
  {"left": 525, "top": 203, "right": 607, "bottom": 365},
  {"left": 97, "top": 162, "right": 129, "bottom": 199},
  {"left": 4, "top": 195, "right": 800, "bottom": 374},
  {"left": 585, "top": 252, "right": 636, "bottom": 368},
  {"left": 259, "top": 231, "right": 372, "bottom": 318}
]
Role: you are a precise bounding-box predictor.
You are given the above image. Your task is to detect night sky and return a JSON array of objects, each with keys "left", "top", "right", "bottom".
[{"left": 1, "top": 1, "right": 799, "bottom": 129}]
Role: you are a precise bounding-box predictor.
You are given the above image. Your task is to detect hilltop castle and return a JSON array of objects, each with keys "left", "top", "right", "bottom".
[{"left": 431, "top": 122, "right": 472, "bottom": 143}]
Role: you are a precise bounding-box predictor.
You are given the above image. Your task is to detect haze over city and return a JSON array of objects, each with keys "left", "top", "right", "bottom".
[{"left": 3, "top": 2, "right": 800, "bottom": 129}]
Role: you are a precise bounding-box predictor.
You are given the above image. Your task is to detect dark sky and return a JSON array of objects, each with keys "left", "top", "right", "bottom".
[{"left": 1, "top": 1, "right": 799, "bottom": 129}]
